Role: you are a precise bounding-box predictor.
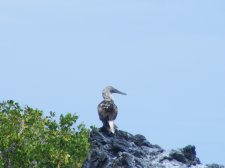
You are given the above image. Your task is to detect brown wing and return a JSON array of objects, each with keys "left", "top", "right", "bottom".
[{"left": 98, "top": 100, "right": 118, "bottom": 123}]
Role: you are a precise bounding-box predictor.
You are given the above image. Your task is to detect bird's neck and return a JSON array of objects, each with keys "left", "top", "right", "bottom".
[{"left": 103, "top": 92, "right": 114, "bottom": 101}]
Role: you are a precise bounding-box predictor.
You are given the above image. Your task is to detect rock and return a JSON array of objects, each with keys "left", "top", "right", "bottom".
[
  {"left": 82, "top": 128, "right": 224, "bottom": 168},
  {"left": 161, "top": 145, "right": 201, "bottom": 166},
  {"left": 206, "top": 164, "right": 225, "bottom": 168}
]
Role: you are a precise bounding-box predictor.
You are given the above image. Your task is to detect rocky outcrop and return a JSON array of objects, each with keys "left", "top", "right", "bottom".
[{"left": 82, "top": 128, "right": 224, "bottom": 168}]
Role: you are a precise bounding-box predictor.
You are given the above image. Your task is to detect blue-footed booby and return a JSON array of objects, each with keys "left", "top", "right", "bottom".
[{"left": 98, "top": 86, "right": 126, "bottom": 134}]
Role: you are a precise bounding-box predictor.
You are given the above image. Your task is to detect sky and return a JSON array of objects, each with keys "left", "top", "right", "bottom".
[{"left": 0, "top": 0, "right": 225, "bottom": 165}]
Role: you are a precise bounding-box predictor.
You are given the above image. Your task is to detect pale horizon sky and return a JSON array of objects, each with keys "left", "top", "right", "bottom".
[{"left": 1, "top": 0, "right": 225, "bottom": 165}]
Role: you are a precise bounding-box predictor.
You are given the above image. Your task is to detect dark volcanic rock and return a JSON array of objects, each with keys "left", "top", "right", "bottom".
[
  {"left": 82, "top": 128, "right": 223, "bottom": 168},
  {"left": 161, "top": 145, "right": 201, "bottom": 166},
  {"left": 206, "top": 164, "right": 225, "bottom": 168}
]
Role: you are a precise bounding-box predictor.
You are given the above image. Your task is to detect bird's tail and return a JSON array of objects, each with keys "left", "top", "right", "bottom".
[{"left": 108, "top": 121, "right": 115, "bottom": 134}]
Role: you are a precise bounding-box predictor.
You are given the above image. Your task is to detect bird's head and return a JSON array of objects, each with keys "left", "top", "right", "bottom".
[{"left": 102, "top": 86, "right": 126, "bottom": 101}]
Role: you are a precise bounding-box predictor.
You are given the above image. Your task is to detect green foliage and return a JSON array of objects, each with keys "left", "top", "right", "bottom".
[{"left": 0, "top": 100, "right": 90, "bottom": 168}]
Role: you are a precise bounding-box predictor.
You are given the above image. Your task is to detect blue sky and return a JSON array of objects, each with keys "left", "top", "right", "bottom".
[{"left": 1, "top": 0, "right": 225, "bottom": 165}]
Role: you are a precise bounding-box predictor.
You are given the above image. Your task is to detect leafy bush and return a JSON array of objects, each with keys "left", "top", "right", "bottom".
[{"left": 0, "top": 100, "right": 90, "bottom": 168}]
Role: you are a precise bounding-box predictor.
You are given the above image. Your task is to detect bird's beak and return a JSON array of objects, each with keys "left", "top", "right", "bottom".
[{"left": 112, "top": 88, "right": 127, "bottom": 95}]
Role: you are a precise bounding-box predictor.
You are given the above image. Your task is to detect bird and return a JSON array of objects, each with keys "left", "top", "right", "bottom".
[{"left": 97, "top": 86, "right": 126, "bottom": 134}]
